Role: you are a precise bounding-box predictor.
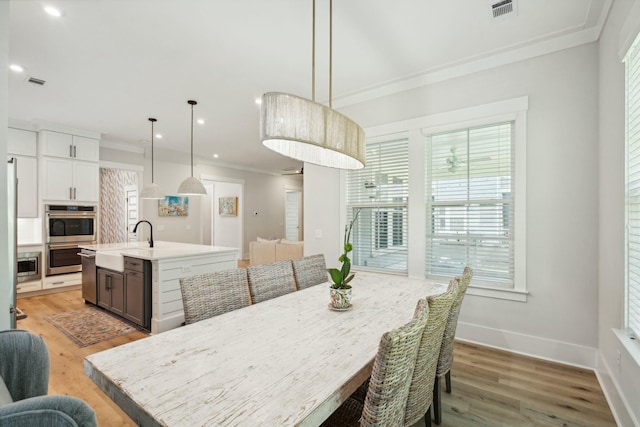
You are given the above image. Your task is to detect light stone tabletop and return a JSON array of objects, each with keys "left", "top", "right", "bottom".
[{"left": 84, "top": 271, "right": 446, "bottom": 426}]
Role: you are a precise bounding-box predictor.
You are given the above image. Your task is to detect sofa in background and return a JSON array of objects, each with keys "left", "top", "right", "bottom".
[{"left": 249, "top": 238, "right": 304, "bottom": 266}]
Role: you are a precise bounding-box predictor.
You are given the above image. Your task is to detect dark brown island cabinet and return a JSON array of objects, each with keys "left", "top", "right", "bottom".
[{"left": 97, "top": 256, "right": 151, "bottom": 330}]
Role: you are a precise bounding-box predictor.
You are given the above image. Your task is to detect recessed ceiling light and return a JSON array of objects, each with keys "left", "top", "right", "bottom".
[
  {"left": 155, "top": 134, "right": 162, "bottom": 139},
  {"left": 255, "top": 98, "right": 262, "bottom": 105},
  {"left": 213, "top": 154, "right": 219, "bottom": 158},
  {"left": 44, "top": 6, "right": 62, "bottom": 17},
  {"left": 197, "top": 119, "right": 205, "bottom": 125},
  {"left": 9, "top": 64, "right": 25, "bottom": 73}
]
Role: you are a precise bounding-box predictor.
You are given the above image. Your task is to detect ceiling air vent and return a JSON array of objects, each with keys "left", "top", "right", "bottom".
[
  {"left": 27, "top": 77, "right": 46, "bottom": 86},
  {"left": 491, "top": 0, "right": 515, "bottom": 18}
]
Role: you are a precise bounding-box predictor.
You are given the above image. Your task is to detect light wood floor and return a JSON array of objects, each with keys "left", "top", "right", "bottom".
[{"left": 16, "top": 289, "right": 616, "bottom": 427}]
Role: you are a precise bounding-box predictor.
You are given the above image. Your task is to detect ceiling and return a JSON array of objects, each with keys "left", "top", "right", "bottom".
[{"left": 8, "top": 0, "right": 610, "bottom": 174}]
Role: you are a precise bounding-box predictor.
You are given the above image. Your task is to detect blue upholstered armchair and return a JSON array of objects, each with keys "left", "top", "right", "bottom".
[{"left": 0, "top": 329, "right": 97, "bottom": 427}]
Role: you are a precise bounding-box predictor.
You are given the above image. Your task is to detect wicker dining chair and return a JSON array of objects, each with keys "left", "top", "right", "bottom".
[
  {"left": 246, "top": 260, "right": 297, "bottom": 304},
  {"left": 433, "top": 266, "right": 473, "bottom": 425},
  {"left": 404, "top": 278, "right": 458, "bottom": 427},
  {"left": 321, "top": 298, "right": 430, "bottom": 427},
  {"left": 179, "top": 268, "right": 251, "bottom": 324},
  {"left": 292, "top": 254, "right": 328, "bottom": 290}
]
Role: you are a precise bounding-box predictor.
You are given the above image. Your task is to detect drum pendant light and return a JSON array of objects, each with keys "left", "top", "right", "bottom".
[
  {"left": 177, "top": 100, "right": 207, "bottom": 195},
  {"left": 260, "top": 0, "right": 365, "bottom": 170},
  {"left": 140, "top": 117, "right": 165, "bottom": 199}
]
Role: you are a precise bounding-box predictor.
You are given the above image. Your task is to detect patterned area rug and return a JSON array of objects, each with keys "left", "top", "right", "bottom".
[{"left": 45, "top": 307, "right": 137, "bottom": 347}]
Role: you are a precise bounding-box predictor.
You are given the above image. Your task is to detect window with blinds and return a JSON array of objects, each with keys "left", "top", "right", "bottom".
[
  {"left": 425, "top": 122, "right": 515, "bottom": 286},
  {"left": 346, "top": 138, "right": 409, "bottom": 273},
  {"left": 625, "top": 36, "right": 640, "bottom": 338}
]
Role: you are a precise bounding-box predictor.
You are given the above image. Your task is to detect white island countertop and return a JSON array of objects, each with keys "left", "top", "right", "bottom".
[{"left": 79, "top": 241, "right": 238, "bottom": 261}]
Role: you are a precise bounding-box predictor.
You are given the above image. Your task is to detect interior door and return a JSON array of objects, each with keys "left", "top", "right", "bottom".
[
  {"left": 125, "top": 185, "right": 138, "bottom": 243},
  {"left": 285, "top": 189, "right": 302, "bottom": 241}
]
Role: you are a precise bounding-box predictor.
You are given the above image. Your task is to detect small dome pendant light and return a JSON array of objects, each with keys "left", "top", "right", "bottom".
[
  {"left": 140, "top": 118, "right": 165, "bottom": 199},
  {"left": 178, "top": 100, "right": 207, "bottom": 195}
]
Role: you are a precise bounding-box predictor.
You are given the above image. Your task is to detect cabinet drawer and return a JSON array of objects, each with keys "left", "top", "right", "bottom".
[
  {"left": 124, "top": 257, "right": 144, "bottom": 272},
  {"left": 16, "top": 280, "right": 42, "bottom": 294}
]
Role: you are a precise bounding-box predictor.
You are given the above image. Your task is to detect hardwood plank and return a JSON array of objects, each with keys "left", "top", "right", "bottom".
[
  {"left": 17, "top": 290, "right": 147, "bottom": 426},
  {"left": 15, "top": 290, "right": 616, "bottom": 427}
]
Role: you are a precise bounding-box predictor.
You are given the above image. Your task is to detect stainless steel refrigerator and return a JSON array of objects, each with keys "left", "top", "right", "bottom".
[{"left": 7, "top": 158, "right": 17, "bottom": 328}]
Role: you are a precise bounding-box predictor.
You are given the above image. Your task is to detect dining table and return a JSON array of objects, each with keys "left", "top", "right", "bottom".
[{"left": 83, "top": 270, "right": 447, "bottom": 427}]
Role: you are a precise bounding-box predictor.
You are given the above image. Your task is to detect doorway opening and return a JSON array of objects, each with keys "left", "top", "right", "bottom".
[{"left": 284, "top": 187, "right": 303, "bottom": 241}]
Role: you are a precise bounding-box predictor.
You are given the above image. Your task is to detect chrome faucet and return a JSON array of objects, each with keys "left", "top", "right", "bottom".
[{"left": 133, "top": 220, "right": 154, "bottom": 248}]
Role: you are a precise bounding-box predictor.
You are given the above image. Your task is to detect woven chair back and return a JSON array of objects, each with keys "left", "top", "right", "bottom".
[
  {"left": 247, "top": 260, "right": 297, "bottom": 304},
  {"left": 404, "top": 279, "right": 458, "bottom": 425},
  {"left": 360, "top": 298, "right": 430, "bottom": 426},
  {"left": 0, "top": 330, "right": 49, "bottom": 400},
  {"left": 292, "top": 254, "right": 328, "bottom": 290},
  {"left": 436, "top": 267, "right": 473, "bottom": 376},
  {"left": 179, "top": 268, "right": 251, "bottom": 324}
]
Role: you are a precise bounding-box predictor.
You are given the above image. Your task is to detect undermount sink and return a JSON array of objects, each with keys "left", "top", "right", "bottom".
[{"left": 95, "top": 251, "right": 124, "bottom": 272}]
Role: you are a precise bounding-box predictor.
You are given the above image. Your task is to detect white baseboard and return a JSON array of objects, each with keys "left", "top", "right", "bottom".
[
  {"left": 456, "top": 321, "right": 598, "bottom": 369},
  {"left": 595, "top": 353, "right": 638, "bottom": 427}
]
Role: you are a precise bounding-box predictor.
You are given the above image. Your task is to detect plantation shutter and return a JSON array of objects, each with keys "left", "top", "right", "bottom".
[
  {"left": 625, "top": 37, "right": 640, "bottom": 337},
  {"left": 425, "top": 122, "right": 515, "bottom": 286},
  {"left": 346, "top": 138, "right": 409, "bottom": 273}
]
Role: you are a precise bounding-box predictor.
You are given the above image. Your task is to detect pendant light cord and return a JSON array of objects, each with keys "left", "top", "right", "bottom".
[
  {"left": 329, "top": 0, "right": 332, "bottom": 109},
  {"left": 190, "top": 102, "right": 195, "bottom": 177},
  {"left": 151, "top": 119, "right": 155, "bottom": 183},
  {"left": 312, "top": 0, "right": 316, "bottom": 102},
  {"left": 312, "top": 0, "right": 332, "bottom": 107},
  {"left": 149, "top": 117, "right": 157, "bottom": 184}
]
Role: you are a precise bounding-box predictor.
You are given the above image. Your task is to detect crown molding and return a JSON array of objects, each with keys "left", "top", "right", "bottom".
[
  {"left": 100, "top": 140, "right": 145, "bottom": 154},
  {"left": 333, "top": 0, "right": 611, "bottom": 109}
]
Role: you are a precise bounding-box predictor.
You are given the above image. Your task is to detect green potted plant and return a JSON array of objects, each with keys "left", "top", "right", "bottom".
[{"left": 327, "top": 209, "right": 360, "bottom": 310}]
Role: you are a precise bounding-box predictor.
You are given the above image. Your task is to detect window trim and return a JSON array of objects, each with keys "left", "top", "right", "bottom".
[{"left": 346, "top": 96, "right": 528, "bottom": 302}]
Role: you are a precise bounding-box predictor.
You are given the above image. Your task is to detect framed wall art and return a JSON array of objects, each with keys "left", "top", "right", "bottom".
[
  {"left": 219, "top": 196, "right": 238, "bottom": 217},
  {"left": 158, "top": 196, "right": 189, "bottom": 217}
]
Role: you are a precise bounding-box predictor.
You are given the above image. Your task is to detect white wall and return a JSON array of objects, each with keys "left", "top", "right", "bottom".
[
  {"left": 598, "top": 0, "right": 640, "bottom": 425},
  {"left": 0, "top": 2, "right": 10, "bottom": 330},
  {"left": 138, "top": 157, "right": 204, "bottom": 244},
  {"left": 322, "top": 43, "right": 601, "bottom": 366},
  {"left": 211, "top": 181, "right": 243, "bottom": 249},
  {"left": 304, "top": 163, "right": 343, "bottom": 270}
]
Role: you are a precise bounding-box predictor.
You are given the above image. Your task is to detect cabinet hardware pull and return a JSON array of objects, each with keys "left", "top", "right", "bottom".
[
  {"left": 69, "top": 145, "right": 73, "bottom": 158},
  {"left": 73, "top": 145, "right": 77, "bottom": 158},
  {"left": 73, "top": 187, "right": 77, "bottom": 200},
  {"left": 69, "top": 187, "right": 73, "bottom": 200}
]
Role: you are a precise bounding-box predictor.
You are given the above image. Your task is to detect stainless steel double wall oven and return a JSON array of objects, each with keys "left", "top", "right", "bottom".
[{"left": 45, "top": 204, "right": 97, "bottom": 276}]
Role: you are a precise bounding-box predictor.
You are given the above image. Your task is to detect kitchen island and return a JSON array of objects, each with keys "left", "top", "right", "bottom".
[{"left": 80, "top": 241, "right": 239, "bottom": 334}]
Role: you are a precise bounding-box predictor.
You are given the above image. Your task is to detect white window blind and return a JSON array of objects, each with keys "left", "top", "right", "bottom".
[
  {"left": 425, "top": 122, "right": 515, "bottom": 286},
  {"left": 625, "top": 36, "right": 640, "bottom": 337},
  {"left": 346, "top": 138, "right": 409, "bottom": 273}
]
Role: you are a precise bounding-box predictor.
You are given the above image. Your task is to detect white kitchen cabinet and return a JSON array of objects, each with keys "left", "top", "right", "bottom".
[
  {"left": 72, "top": 136, "right": 100, "bottom": 161},
  {"left": 43, "top": 272, "right": 82, "bottom": 290},
  {"left": 73, "top": 161, "right": 100, "bottom": 201},
  {"left": 40, "top": 130, "right": 99, "bottom": 162},
  {"left": 8, "top": 128, "right": 38, "bottom": 218},
  {"left": 42, "top": 157, "right": 99, "bottom": 203},
  {"left": 16, "top": 280, "right": 42, "bottom": 294},
  {"left": 8, "top": 128, "right": 37, "bottom": 156},
  {"left": 39, "top": 129, "right": 100, "bottom": 203}
]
